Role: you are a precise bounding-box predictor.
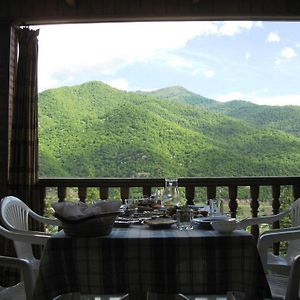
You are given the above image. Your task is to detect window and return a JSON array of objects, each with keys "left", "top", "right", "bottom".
[{"left": 37, "top": 21, "right": 300, "bottom": 178}]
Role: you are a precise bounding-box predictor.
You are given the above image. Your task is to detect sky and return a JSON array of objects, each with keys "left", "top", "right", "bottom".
[{"left": 36, "top": 21, "right": 300, "bottom": 106}]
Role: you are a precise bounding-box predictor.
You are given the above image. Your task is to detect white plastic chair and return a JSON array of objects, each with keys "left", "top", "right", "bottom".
[
  {"left": 0, "top": 255, "right": 34, "bottom": 300},
  {"left": 259, "top": 239, "right": 300, "bottom": 300},
  {"left": 239, "top": 197, "right": 300, "bottom": 275},
  {"left": 0, "top": 196, "right": 60, "bottom": 287},
  {"left": 0, "top": 224, "right": 50, "bottom": 300}
]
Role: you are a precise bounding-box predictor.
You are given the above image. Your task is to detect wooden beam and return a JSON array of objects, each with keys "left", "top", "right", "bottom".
[
  {"left": 1, "top": 0, "right": 300, "bottom": 25},
  {"left": 65, "top": 0, "right": 76, "bottom": 8}
]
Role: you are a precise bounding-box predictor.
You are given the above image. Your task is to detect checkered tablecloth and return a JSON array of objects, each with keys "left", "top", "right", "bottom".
[{"left": 33, "top": 226, "right": 271, "bottom": 300}]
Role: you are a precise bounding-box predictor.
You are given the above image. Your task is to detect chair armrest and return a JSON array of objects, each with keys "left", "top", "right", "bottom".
[
  {"left": 260, "top": 226, "right": 300, "bottom": 237},
  {"left": 0, "top": 256, "right": 34, "bottom": 300},
  {"left": 239, "top": 209, "right": 290, "bottom": 229},
  {"left": 0, "top": 225, "right": 50, "bottom": 245},
  {"left": 9, "top": 228, "right": 53, "bottom": 237},
  {"left": 257, "top": 228, "right": 300, "bottom": 273},
  {"left": 28, "top": 211, "right": 61, "bottom": 226}
]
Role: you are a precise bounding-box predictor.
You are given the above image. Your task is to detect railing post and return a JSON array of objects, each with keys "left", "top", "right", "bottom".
[
  {"left": 250, "top": 185, "right": 260, "bottom": 240},
  {"left": 99, "top": 187, "right": 109, "bottom": 200},
  {"left": 185, "top": 186, "right": 195, "bottom": 205},
  {"left": 272, "top": 185, "right": 281, "bottom": 219},
  {"left": 121, "top": 187, "right": 130, "bottom": 204},
  {"left": 293, "top": 185, "right": 300, "bottom": 200},
  {"left": 39, "top": 186, "right": 46, "bottom": 206},
  {"left": 78, "top": 187, "right": 87, "bottom": 203},
  {"left": 39, "top": 186, "right": 47, "bottom": 230},
  {"left": 58, "top": 187, "right": 67, "bottom": 202},
  {"left": 228, "top": 185, "right": 238, "bottom": 218},
  {"left": 207, "top": 186, "right": 216, "bottom": 202},
  {"left": 143, "top": 186, "right": 152, "bottom": 198},
  {"left": 272, "top": 185, "right": 281, "bottom": 255}
]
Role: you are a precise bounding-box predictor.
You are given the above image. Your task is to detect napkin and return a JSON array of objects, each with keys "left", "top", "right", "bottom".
[{"left": 52, "top": 200, "right": 122, "bottom": 221}]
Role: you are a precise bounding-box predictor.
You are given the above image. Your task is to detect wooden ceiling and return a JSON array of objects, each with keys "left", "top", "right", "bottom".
[{"left": 1, "top": 0, "right": 300, "bottom": 25}]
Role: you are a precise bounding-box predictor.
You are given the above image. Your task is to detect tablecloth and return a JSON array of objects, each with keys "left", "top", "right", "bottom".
[{"left": 33, "top": 226, "right": 271, "bottom": 300}]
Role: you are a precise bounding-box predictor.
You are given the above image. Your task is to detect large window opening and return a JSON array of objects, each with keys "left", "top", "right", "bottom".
[{"left": 37, "top": 21, "right": 300, "bottom": 179}]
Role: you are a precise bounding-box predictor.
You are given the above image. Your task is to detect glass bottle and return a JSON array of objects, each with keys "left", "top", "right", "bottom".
[{"left": 162, "top": 178, "right": 180, "bottom": 208}]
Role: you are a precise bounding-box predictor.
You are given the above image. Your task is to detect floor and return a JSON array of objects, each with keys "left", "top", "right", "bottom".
[
  {"left": 0, "top": 287, "right": 229, "bottom": 300},
  {"left": 0, "top": 282, "right": 25, "bottom": 300}
]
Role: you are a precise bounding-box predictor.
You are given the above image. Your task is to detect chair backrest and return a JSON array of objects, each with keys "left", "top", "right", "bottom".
[
  {"left": 286, "top": 198, "right": 300, "bottom": 261},
  {"left": 0, "top": 196, "right": 35, "bottom": 261},
  {"left": 0, "top": 196, "right": 31, "bottom": 231}
]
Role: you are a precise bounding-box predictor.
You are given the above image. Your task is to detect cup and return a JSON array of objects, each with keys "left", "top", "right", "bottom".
[{"left": 176, "top": 207, "right": 193, "bottom": 230}]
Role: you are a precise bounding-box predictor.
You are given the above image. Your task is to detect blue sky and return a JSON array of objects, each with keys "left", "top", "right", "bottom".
[{"left": 37, "top": 21, "right": 300, "bottom": 106}]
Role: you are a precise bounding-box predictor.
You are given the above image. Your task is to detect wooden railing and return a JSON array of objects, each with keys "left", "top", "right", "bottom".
[{"left": 38, "top": 176, "right": 300, "bottom": 248}]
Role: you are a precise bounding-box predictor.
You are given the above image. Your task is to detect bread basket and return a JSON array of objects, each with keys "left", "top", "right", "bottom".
[{"left": 54, "top": 211, "right": 120, "bottom": 237}]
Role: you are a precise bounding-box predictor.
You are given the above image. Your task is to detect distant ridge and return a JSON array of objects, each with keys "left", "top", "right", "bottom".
[
  {"left": 145, "top": 85, "right": 300, "bottom": 137},
  {"left": 140, "top": 85, "right": 217, "bottom": 106}
]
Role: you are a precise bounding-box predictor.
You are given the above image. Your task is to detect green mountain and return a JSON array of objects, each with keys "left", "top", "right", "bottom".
[{"left": 38, "top": 81, "right": 300, "bottom": 178}]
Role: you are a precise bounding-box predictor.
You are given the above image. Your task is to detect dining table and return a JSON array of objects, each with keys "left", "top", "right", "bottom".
[{"left": 33, "top": 223, "right": 272, "bottom": 300}]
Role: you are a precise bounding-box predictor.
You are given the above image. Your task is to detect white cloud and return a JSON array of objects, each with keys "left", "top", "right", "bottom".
[
  {"left": 266, "top": 32, "right": 280, "bottom": 43},
  {"left": 245, "top": 52, "right": 251, "bottom": 60},
  {"left": 219, "top": 21, "right": 254, "bottom": 35},
  {"left": 216, "top": 92, "right": 245, "bottom": 102},
  {"left": 37, "top": 21, "right": 262, "bottom": 91},
  {"left": 216, "top": 91, "right": 300, "bottom": 106},
  {"left": 165, "top": 54, "right": 194, "bottom": 71},
  {"left": 254, "top": 95, "right": 300, "bottom": 106},
  {"left": 38, "top": 71, "right": 60, "bottom": 92},
  {"left": 280, "top": 47, "right": 297, "bottom": 59},
  {"left": 218, "top": 21, "right": 259, "bottom": 36},
  {"left": 105, "top": 78, "right": 129, "bottom": 90},
  {"left": 204, "top": 70, "right": 215, "bottom": 78}
]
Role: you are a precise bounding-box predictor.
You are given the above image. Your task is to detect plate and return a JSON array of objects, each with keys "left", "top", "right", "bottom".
[
  {"left": 114, "top": 217, "right": 140, "bottom": 227},
  {"left": 145, "top": 218, "right": 176, "bottom": 229},
  {"left": 114, "top": 220, "right": 132, "bottom": 228},
  {"left": 193, "top": 216, "right": 229, "bottom": 230}
]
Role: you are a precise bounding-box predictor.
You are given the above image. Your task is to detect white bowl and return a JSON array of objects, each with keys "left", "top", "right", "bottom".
[{"left": 211, "top": 219, "right": 238, "bottom": 233}]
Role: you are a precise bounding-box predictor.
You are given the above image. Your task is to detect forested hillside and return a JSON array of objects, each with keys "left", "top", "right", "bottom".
[
  {"left": 39, "top": 81, "right": 300, "bottom": 178},
  {"left": 146, "top": 86, "right": 300, "bottom": 137}
]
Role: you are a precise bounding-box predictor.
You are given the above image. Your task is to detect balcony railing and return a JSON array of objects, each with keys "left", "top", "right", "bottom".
[{"left": 38, "top": 176, "right": 300, "bottom": 252}]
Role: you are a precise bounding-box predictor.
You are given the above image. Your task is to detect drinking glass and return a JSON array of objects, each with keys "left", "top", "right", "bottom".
[{"left": 176, "top": 206, "right": 193, "bottom": 230}]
